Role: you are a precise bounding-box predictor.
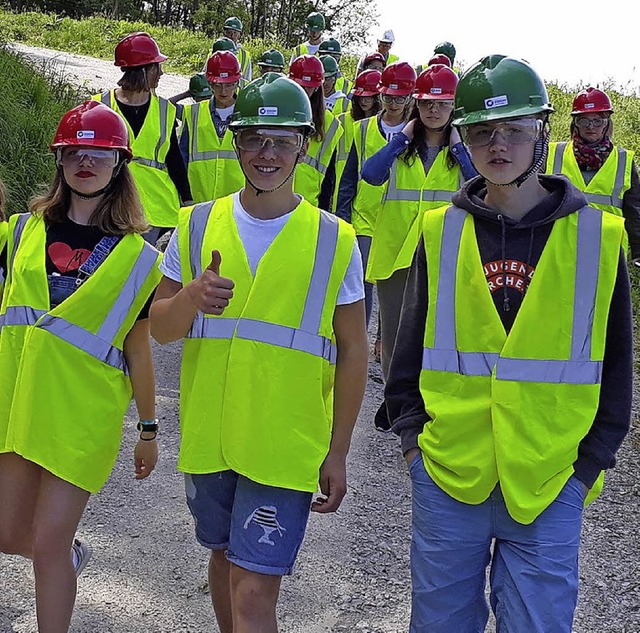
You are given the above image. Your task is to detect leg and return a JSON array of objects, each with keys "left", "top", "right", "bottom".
[
  {"left": 490, "top": 477, "right": 584, "bottom": 633},
  {"left": 0, "top": 452, "right": 42, "bottom": 557},
  {"left": 31, "top": 470, "right": 90, "bottom": 633},
  {"left": 230, "top": 566, "right": 281, "bottom": 633},
  {"left": 209, "top": 550, "right": 233, "bottom": 633},
  {"left": 376, "top": 268, "right": 410, "bottom": 379},
  {"left": 409, "top": 453, "right": 492, "bottom": 633}
]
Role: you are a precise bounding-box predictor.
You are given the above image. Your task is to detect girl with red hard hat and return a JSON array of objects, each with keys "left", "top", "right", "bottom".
[
  {"left": 546, "top": 86, "right": 640, "bottom": 266},
  {"left": 0, "top": 100, "right": 162, "bottom": 631}
]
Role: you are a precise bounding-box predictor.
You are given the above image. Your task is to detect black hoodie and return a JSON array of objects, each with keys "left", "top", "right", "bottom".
[{"left": 386, "top": 174, "right": 633, "bottom": 489}]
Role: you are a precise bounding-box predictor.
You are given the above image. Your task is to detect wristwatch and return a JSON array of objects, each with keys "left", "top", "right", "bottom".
[{"left": 137, "top": 419, "right": 159, "bottom": 433}]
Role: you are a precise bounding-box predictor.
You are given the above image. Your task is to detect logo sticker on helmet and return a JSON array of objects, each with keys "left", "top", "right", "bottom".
[
  {"left": 584, "top": 103, "right": 595, "bottom": 109},
  {"left": 77, "top": 131, "right": 95, "bottom": 139},
  {"left": 430, "top": 88, "right": 443, "bottom": 94},
  {"left": 258, "top": 107, "right": 279, "bottom": 116},
  {"left": 485, "top": 95, "right": 509, "bottom": 109},
  {"left": 303, "top": 75, "right": 311, "bottom": 81},
  {"left": 390, "top": 83, "right": 398, "bottom": 89},
  {"left": 220, "top": 72, "right": 229, "bottom": 77}
]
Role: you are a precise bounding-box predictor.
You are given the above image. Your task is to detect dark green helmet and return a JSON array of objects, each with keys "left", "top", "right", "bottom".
[
  {"left": 434, "top": 41, "right": 456, "bottom": 63},
  {"left": 230, "top": 73, "right": 314, "bottom": 134},
  {"left": 224, "top": 16, "right": 243, "bottom": 32},
  {"left": 189, "top": 73, "right": 213, "bottom": 99},
  {"left": 319, "top": 38, "right": 341, "bottom": 56},
  {"left": 306, "top": 12, "right": 325, "bottom": 31},
  {"left": 257, "top": 49, "right": 285, "bottom": 69},
  {"left": 320, "top": 55, "right": 339, "bottom": 78},
  {"left": 452, "top": 55, "right": 554, "bottom": 127},
  {"left": 212, "top": 37, "right": 235, "bottom": 53}
]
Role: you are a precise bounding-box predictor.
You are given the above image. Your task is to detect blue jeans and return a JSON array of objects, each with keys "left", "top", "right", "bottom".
[{"left": 409, "top": 453, "right": 584, "bottom": 633}]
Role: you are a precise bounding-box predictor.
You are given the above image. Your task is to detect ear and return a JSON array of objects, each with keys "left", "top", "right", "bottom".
[{"left": 298, "top": 137, "right": 310, "bottom": 161}]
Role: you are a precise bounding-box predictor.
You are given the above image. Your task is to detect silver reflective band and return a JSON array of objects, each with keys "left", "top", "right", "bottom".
[
  {"left": 154, "top": 97, "right": 169, "bottom": 166},
  {"left": 422, "top": 348, "right": 498, "bottom": 376},
  {"left": 305, "top": 117, "right": 341, "bottom": 176},
  {"left": 385, "top": 161, "right": 454, "bottom": 203},
  {"left": 495, "top": 357, "right": 602, "bottom": 384},
  {"left": 189, "top": 106, "right": 237, "bottom": 162},
  {"left": 188, "top": 201, "right": 216, "bottom": 279},
  {"left": 9, "top": 213, "right": 30, "bottom": 277},
  {"left": 133, "top": 156, "right": 166, "bottom": 171},
  {"left": 584, "top": 193, "right": 623, "bottom": 209},
  {"left": 0, "top": 305, "right": 47, "bottom": 331}
]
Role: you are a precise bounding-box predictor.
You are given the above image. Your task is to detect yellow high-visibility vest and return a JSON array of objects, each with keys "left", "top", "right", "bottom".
[
  {"left": 235, "top": 47, "right": 252, "bottom": 84},
  {"left": 177, "top": 196, "right": 355, "bottom": 491},
  {"left": 335, "top": 75, "right": 352, "bottom": 96},
  {"left": 181, "top": 100, "right": 244, "bottom": 203},
  {"left": 367, "top": 147, "right": 461, "bottom": 281},
  {"left": 0, "top": 213, "right": 161, "bottom": 492},
  {"left": 0, "top": 220, "right": 7, "bottom": 290},
  {"left": 419, "top": 205, "right": 623, "bottom": 523}
]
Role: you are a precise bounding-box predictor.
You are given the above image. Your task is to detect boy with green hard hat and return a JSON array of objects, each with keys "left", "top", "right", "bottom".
[
  {"left": 150, "top": 73, "right": 368, "bottom": 633},
  {"left": 290, "top": 11, "right": 326, "bottom": 63},
  {"left": 221, "top": 16, "right": 252, "bottom": 84},
  {"left": 319, "top": 38, "right": 352, "bottom": 97},
  {"left": 256, "top": 48, "right": 285, "bottom": 75}
]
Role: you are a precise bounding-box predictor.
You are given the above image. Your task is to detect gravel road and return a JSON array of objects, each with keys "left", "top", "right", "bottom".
[{"left": 1, "top": 43, "right": 639, "bottom": 633}]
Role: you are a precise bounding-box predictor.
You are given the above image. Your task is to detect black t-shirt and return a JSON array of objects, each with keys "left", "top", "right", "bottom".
[{"left": 46, "top": 217, "right": 151, "bottom": 319}]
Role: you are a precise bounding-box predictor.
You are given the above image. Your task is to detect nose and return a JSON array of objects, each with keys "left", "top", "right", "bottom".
[
  {"left": 487, "top": 128, "right": 509, "bottom": 149},
  {"left": 257, "top": 138, "right": 277, "bottom": 158}
]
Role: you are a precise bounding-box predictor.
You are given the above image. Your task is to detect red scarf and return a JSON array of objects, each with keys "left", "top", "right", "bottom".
[{"left": 572, "top": 129, "right": 613, "bottom": 171}]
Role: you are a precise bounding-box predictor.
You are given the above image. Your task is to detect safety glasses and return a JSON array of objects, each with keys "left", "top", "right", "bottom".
[
  {"left": 381, "top": 94, "right": 410, "bottom": 105},
  {"left": 58, "top": 148, "right": 119, "bottom": 168},
  {"left": 574, "top": 116, "right": 609, "bottom": 129},
  {"left": 461, "top": 118, "right": 543, "bottom": 148},
  {"left": 235, "top": 128, "right": 304, "bottom": 155},
  {"left": 417, "top": 99, "right": 454, "bottom": 111}
]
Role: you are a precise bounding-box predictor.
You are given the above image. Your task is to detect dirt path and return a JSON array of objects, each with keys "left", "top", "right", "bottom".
[{"left": 1, "top": 43, "right": 639, "bottom": 633}]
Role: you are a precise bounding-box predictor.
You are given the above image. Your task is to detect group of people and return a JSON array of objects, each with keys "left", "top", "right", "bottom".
[{"left": 0, "top": 14, "right": 636, "bottom": 633}]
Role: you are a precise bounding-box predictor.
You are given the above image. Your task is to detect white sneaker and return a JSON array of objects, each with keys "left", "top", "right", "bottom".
[{"left": 72, "top": 538, "right": 92, "bottom": 577}]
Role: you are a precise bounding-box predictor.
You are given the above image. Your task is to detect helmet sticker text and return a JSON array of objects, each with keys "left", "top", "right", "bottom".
[{"left": 485, "top": 95, "right": 509, "bottom": 109}]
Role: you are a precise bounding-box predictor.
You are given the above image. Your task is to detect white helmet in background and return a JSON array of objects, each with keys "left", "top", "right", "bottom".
[{"left": 378, "top": 29, "right": 395, "bottom": 43}]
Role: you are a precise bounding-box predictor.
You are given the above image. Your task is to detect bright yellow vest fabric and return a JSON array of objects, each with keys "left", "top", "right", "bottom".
[
  {"left": 0, "top": 220, "right": 7, "bottom": 291},
  {"left": 546, "top": 141, "right": 632, "bottom": 251},
  {"left": 294, "top": 111, "right": 343, "bottom": 208},
  {"left": 367, "top": 148, "right": 461, "bottom": 282},
  {"left": 335, "top": 76, "right": 352, "bottom": 96},
  {"left": 177, "top": 196, "right": 355, "bottom": 491},
  {"left": 419, "top": 205, "right": 623, "bottom": 524},
  {"left": 294, "top": 43, "right": 313, "bottom": 58},
  {"left": 93, "top": 91, "right": 180, "bottom": 227},
  {"left": 0, "top": 213, "right": 162, "bottom": 493},
  {"left": 181, "top": 100, "right": 244, "bottom": 203},
  {"left": 236, "top": 47, "right": 252, "bottom": 84},
  {"left": 352, "top": 116, "right": 388, "bottom": 237},
  {"left": 331, "top": 96, "right": 350, "bottom": 117}
]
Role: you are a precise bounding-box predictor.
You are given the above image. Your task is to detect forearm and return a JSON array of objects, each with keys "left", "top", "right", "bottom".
[
  {"left": 361, "top": 132, "right": 409, "bottom": 185},
  {"left": 124, "top": 320, "right": 156, "bottom": 420},
  {"left": 149, "top": 278, "right": 199, "bottom": 344}
]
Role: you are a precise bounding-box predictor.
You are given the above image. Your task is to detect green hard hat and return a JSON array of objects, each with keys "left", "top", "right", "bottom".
[
  {"left": 320, "top": 55, "right": 339, "bottom": 78},
  {"left": 189, "top": 73, "right": 213, "bottom": 99},
  {"left": 306, "top": 12, "right": 326, "bottom": 31},
  {"left": 319, "top": 38, "right": 341, "bottom": 55},
  {"left": 230, "top": 73, "right": 315, "bottom": 133},
  {"left": 224, "top": 16, "right": 243, "bottom": 32},
  {"left": 452, "top": 55, "right": 554, "bottom": 127},
  {"left": 434, "top": 41, "right": 456, "bottom": 63},
  {"left": 257, "top": 49, "right": 285, "bottom": 69},
  {"left": 212, "top": 37, "right": 235, "bottom": 53}
]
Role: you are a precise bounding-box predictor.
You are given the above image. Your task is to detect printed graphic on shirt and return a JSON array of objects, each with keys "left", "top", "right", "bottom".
[
  {"left": 243, "top": 505, "right": 286, "bottom": 546},
  {"left": 48, "top": 242, "right": 91, "bottom": 273},
  {"left": 484, "top": 259, "right": 535, "bottom": 295}
]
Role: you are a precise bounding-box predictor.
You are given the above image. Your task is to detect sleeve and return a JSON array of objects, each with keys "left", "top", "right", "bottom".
[
  {"left": 573, "top": 251, "right": 633, "bottom": 488},
  {"left": 336, "top": 238, "right": 365, "bottom": 305},
  {"left": 449, "top": 141, "right": 478, "bottom": 182},
  {"left": 386, "top": 238, "right": 431, "bottom": 454},
  {"left": 621, "top": 159, "right": 640, "bottom": 261},
  {"left": 361, "top": 132, "right": 410, "bottom": 186},
  {"left": 335, "top": 144, "right": 360, "bottom": 223},
  {"left": 158, "top": 228, "right": 182, "bottom": 283},
  {"left": 318, "top": 151, "right": 337, "bottom": 212},
  {"left": 166, "top": 126, "right": 193, "bottom": 203}
]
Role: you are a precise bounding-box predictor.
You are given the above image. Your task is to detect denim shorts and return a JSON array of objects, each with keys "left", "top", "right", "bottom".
[{"left": 184, "top": 470, "right": 313, "bottom": 576}]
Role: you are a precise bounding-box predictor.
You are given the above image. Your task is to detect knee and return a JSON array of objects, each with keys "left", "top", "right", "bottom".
[
  {"left": 231, "top": 570, "right": 279, "bottom": 622},
  {"left": 31, "top": 528, "right": 71, "bottom": 569}
]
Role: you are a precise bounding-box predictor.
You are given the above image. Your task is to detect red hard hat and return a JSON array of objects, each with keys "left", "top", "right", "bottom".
[
  {"left": 363, "top": 52, "right": 385, "bottom": 68},
  {"left": 413, "top": 64, "right": 458, "bottom": 100},
  {"left": 206, "top": 51, "right": 242, "bottom": 83},
  {"left": 379, "top": 61, "right": 416, "bottom": 96},
  {"left": 428, "top": 54, "right": 452, "bottom": 68},
  {"left": 51, "top": 101, "right": 133, "bottom": 159},
  {"left": 353, "top": 70, "right": 382, "bottom": 97},
  {"left": 114, "top": 32, "right": 167, "bottom": 68},
  {"left": 571, "top": 87, "right": 614, "bottom": 115},
  {"left": 289, "top": 55, "right": 324, "bottom": 88}
]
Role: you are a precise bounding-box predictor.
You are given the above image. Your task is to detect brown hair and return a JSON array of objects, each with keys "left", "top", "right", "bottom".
[
  {"left": 117, "top": 63, "right": 157, "bottom": 92},
  {"left": 351, "top": 95, "right": 382, "bottom": 122},
  {"left": 30, "top": 163, "right": 148, "bottom": 235},
  {"left": 309, "top": 88, "right": 326, "bottom": 143},
  {"left": 0, "top": 180, "right": 6, "bottom": 222}
]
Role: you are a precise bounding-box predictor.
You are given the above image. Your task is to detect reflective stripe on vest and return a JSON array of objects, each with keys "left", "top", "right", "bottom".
[
  {"left": 185, "top": 201, "right": 339, "bottom": 363},
  {"left": 189, "top": 105, "right": 237, "bottom": 162},
  {"left": 552, "top": 142, "right": 627, "bottom": 209},
  {"left": 422, "top": 206, "right": 604, "bottom": 384},
  {"left": 304, "top": 115, "right": 341, "bottom": 175},
  {"left": 385, "top": 160, "right": 456, "bottom": 203}
]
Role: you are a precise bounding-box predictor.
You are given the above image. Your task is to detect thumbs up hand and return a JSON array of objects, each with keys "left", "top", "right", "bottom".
[{"left": 186, "top": 249, "right": 235, "bottom": 315}]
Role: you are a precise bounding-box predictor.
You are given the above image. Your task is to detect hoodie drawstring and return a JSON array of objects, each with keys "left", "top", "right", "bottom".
[
  {"left": 498, "top": 214, "right": 510, "bottom": 312},
  {"left": 524, "top": 227, "right": 535, "bottom": 296}
]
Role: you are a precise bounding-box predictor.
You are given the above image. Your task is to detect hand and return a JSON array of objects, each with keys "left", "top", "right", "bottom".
[
  {"left": 402, "top": 118, "right": 418, "bottom": 140},
  {"left": 449, "top": 126, "right": 462, "bottom": 146},
  {"left": 186, "top": 250, "right": 235, "bottom": 315},
  {"left": 404, "top": 447, "right": 420, "bottom": 466},
  {"left": 312, "top": 450, "right": 347, "bottom": 514},
  {"left": 134, "top": 438, "right": 158, "bottom": 480}
]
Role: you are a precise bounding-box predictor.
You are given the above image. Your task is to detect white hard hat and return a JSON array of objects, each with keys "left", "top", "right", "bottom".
[{"left": 378, "top": 29, "right": 395, "bottom": 43}]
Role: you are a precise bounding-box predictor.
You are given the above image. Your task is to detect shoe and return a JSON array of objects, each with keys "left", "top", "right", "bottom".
[
  {"left": 374, "top": 401, "right": 392, "bottom": 432},
  {"left": 72, "top": 538, "right": 92, "bottom": 577}
]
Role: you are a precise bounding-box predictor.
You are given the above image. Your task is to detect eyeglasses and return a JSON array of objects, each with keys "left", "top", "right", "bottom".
[
  {"left": 58, "top": 148, "right": 119, "bottom": 168},
  {"left": 212, "top": 81, "right": 239, "bottom": 90},
  {"left": 461, "top": 119, "right": 542, "bottom": 147},
  {"left": 381, "top": 94, "right": 410, "bottom": 105},
  {"left": 235, "top": 128, "right": 304, "bottom": 155},
  {"left": 417, "top": 99, "right": 454, "bottom": 110},
  {"left": 574, "top": 116, "right": 609, "bottom": 129}
]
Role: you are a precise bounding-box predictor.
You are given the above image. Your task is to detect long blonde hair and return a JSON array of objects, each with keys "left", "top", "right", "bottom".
[{"left": 30, "top": 164, "right": 148, "bottom": 235}]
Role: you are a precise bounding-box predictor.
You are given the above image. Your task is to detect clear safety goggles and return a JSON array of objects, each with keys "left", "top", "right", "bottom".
[
  {"left": 381, "top": 94, "right": 410, "bottom": 105},
  {"left": 235, "top": 128, "right": 304, "bottom": 155},
  {"left": 57, "top": 147, "right": 119, "bottom": 168},
  {"left": 417, "top": 99, "right": 454, "bottom": 110},
  {"left": 461, "top": 118, "right": 543, "bottom": 148},
  {"left": 574, "top": 116, "right": 609, "bottom": 129}
]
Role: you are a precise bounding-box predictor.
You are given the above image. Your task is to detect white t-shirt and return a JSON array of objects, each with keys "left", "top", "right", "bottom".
[
  {"left": 380, "top": 120, "right": 406, "bottom": 141},
  {"left": 160, "top": 192, "right": 365, "bottom": 305},
  {"left": 215, "top": 104, "right": 235, "bottom": 121},
  {"left": 324, "top": 91, "right": 347, "bottom": 111}
]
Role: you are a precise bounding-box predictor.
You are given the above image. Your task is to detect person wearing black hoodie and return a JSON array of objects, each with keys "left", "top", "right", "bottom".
[{"left": 386, "top": 55, "right": 632, "bottom": 633}]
